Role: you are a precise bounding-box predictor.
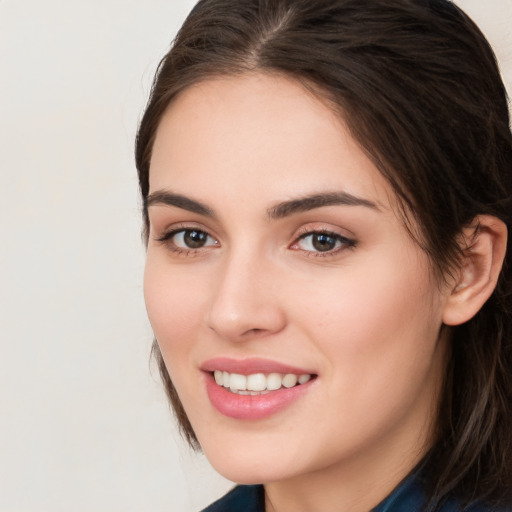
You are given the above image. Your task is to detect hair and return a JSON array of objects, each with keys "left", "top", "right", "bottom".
[{"left": 135, "top": 0, "right": 512, "bottom": 508}]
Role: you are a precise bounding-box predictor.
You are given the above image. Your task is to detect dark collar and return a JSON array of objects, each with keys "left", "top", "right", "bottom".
[{"left": 202, "top": 470, "right": 508, "bottom": 512}]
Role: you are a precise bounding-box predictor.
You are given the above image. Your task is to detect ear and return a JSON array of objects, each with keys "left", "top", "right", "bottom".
[{"left": 442, "top": 215, "right": 507, "bottom": 326}]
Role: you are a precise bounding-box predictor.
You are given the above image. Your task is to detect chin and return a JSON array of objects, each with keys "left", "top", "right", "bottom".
[
  {"left": 208, "top": 458, "right": 290, "bottom": 485},
  {"left": 199, "top": 435, "right": 300, "bottom": 485}
]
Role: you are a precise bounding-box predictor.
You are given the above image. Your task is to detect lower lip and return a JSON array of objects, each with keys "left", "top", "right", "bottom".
[{"left": 204, "top": 373, "right": 314, "bottom": 420}]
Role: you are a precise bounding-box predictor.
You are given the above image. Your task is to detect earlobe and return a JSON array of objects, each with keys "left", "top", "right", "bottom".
[{"left": 442, "top": 215, "right": 507, "bottom": 326}]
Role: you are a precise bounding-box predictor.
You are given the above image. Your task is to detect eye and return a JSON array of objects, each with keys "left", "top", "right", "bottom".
[
  {"left": 158, "top": 228, "right": 219, "bottom": 251},
  {"left": 174, "top": 229, "right": 216, "bottom": 249},
  {"left": 292, "top": 231, "right": 355, "bottom": 254}
]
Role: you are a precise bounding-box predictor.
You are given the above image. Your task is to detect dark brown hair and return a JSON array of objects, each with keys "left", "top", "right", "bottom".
[{"left": 136, "top": 0, "right": 512, "bottom": 508}]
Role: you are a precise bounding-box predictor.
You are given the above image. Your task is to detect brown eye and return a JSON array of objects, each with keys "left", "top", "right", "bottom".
[
  {"left": 183, "top": 230, "right": 208, "bottom": 248},
  {"left": 165, "top": 229, "right": 218, "bottom": 250},
  {"left": 295, "top": 231, "right": 355, "bottom": 254},
  {"left": 311, "top": 233, "right": 338, "bottom": 252}
]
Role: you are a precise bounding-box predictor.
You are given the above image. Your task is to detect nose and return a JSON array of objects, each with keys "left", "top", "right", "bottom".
[{"left": 206, "top": 249, "right": 287, "bottom": 342}]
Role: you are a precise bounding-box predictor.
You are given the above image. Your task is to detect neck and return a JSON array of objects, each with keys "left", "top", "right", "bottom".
[
  {"left": 264, "top": 444, "right": 426, "bottom": 512},
  {"left": 263, "top": 407, "right": 435, "bottom": 512}
]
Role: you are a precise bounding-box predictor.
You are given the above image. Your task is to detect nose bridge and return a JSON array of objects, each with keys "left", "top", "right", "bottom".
[{"left": 206, "top": 243, "right": 285, "bottom": 341}]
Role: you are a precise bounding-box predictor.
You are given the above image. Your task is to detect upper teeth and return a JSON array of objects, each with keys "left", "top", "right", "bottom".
[{"left": 214, "top": 371, "right": 312, "bottom": 394}]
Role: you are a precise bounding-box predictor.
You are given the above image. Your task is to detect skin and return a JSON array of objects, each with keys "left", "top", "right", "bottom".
[{"left": 144, "top": 73, "right": 453, "bottom": 512}]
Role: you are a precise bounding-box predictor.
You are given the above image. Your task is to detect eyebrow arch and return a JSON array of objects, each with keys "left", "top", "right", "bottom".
[
  {"left": 145, "top": 190, "right": 215, "bottom": 217},
  {"left": 267, "top": 191, "right": 380, "bottom": 219}
]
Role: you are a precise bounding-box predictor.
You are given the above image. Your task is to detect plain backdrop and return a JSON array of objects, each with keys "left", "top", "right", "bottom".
[{"left": 0, "top": 1, "right": 510, "bottom": 511}]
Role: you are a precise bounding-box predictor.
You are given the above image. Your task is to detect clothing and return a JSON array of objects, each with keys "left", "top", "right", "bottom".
[
  {"left": 201, "top": 470, "right": 511, "bottom": 512},
  {"left": 202, "top": 484, "right": 264, "bottom": 512}
]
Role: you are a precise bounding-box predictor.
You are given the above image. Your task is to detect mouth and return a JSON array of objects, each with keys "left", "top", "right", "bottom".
[
  {"left": 201, "top": 358, "right": 317, "bottom": 420},
  {"left": 213, "top": 370, "right": 314, "bottom": 395}
]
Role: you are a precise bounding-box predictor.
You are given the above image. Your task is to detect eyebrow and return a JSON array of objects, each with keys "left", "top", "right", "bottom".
[
  {"left": 145, "top": 191, "right": 215, "bottom": 217},
  {"left": 145, "top": 189, "right": 379, "bottom": 219},
  {"left": 267, "top": 191, "right": 380, "bottom": 219}
]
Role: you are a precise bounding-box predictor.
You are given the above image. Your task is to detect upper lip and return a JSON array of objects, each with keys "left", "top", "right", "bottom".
[{"left": 200, "top": 357, "right": 315, "bottom": 376}]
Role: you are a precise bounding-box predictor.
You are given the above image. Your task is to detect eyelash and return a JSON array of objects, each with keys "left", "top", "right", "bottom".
[
  {"left": 156, "top": 226, "right": 356, "bottom": 258},
  {"left": 291, "top": 229, "right": 357, "bottom": 257},
  {"left": 156, "top": 226, "right": 218, "bottom": 256}
]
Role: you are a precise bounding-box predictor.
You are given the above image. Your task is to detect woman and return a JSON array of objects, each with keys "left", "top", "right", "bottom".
[{"left": 136, "top": 0, "right": 512, "bottom": 510}]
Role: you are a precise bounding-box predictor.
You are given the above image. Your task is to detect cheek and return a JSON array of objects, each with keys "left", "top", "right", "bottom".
[
  {"left": 143, "top": 259, "right": 213, "bottom": 423},
  {"left": 143, "top": 257, "right": 208, "bottom": 357},
  {"left": 280, "top": 256, "right": 445, "bottom": 461},
  {"left": 293, "top": 250, "right": 443, "bottom": 390}
]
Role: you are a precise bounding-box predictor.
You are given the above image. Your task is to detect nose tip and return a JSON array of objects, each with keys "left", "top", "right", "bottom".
[
  {"left": 208, "top": 307, "right": 285, "bottom": 341},
  {"left": 206, "top": 259, "right": 286, "bottom": 342}
]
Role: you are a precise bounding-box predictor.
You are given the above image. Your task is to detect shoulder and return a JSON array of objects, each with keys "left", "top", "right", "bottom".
[
  {"left": 373, "top": 469, "right": 512, "bottom": 512},
  {"left": 201, "top": 485, "right": 265, "bottom": 512}
]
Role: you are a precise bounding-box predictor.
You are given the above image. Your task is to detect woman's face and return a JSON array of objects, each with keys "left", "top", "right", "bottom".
[{"left": 144, "top": 74, "right": 450, "bottom": 485}]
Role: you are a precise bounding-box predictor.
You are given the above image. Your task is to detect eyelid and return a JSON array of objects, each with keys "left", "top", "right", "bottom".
[
  {"left": 293, "top": 222, "right": 356, "bottom": 239},
  {"left": 289, "top": 225, "right": 357, "bottom": 256},
  {"left": 155, "top": 223, "right": 220, "bottom": 254},
  {"left": 154, "top": 221, "right": 213, "bottom": 240}
]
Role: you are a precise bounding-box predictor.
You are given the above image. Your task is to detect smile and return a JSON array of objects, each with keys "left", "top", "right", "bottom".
[
  {"left": 202, "top": 360, "right": 317, "bottom": 420},
  {"left": 214, "top": 370, "right": 312, "bottom": 394}
]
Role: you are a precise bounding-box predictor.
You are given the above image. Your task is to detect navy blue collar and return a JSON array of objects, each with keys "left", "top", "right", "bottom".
[
  {"left": 372, "top": 469, "right": 509, "bottom": 512},
  {"left": 202, "top": 483, "right": 264, "bottom": 512},
  {"left": 372, "top": 468, "right": 429, "bottom": 512},
  {"left": 202, "top": 469, "right": 509, "bottom": 512}
]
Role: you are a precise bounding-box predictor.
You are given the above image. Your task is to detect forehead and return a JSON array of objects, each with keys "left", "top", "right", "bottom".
[{"left": 149, "top": 73, "right": 393, "bottom": 210}]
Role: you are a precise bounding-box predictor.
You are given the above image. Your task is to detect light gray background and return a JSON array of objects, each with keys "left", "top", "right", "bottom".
[{"left": 0, "top": 1, "right": 510, "bottom": 511}]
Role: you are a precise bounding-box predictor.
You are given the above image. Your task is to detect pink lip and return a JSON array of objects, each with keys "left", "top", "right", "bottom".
[
  {"left": 200, "top": 357, "right": 314, "bottom": 376},
  {"left": 201, "top": 358, "right": 317, "bottom": 421}
]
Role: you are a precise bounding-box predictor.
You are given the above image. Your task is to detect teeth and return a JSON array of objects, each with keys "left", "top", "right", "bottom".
[
  {"left": 247, "top": 373, "right": 266, "bottom": 391},
  {"left": 213, "top": 370, "right": 313, "bottom": 393},
  {"left": 214, "top": 371, "right": 223, "bottom": 385},
  {"left": 282, "top": 374, "right": 298, "bottom": 388},
  {"left": 298, "top": 374, "right": 311, "bottom": 384},
  {"left": 229, "top": 373, "right": 247, "bottom": 392},
  {"left": 267, "top": 373, "right": 282, "bottom": 391}
]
